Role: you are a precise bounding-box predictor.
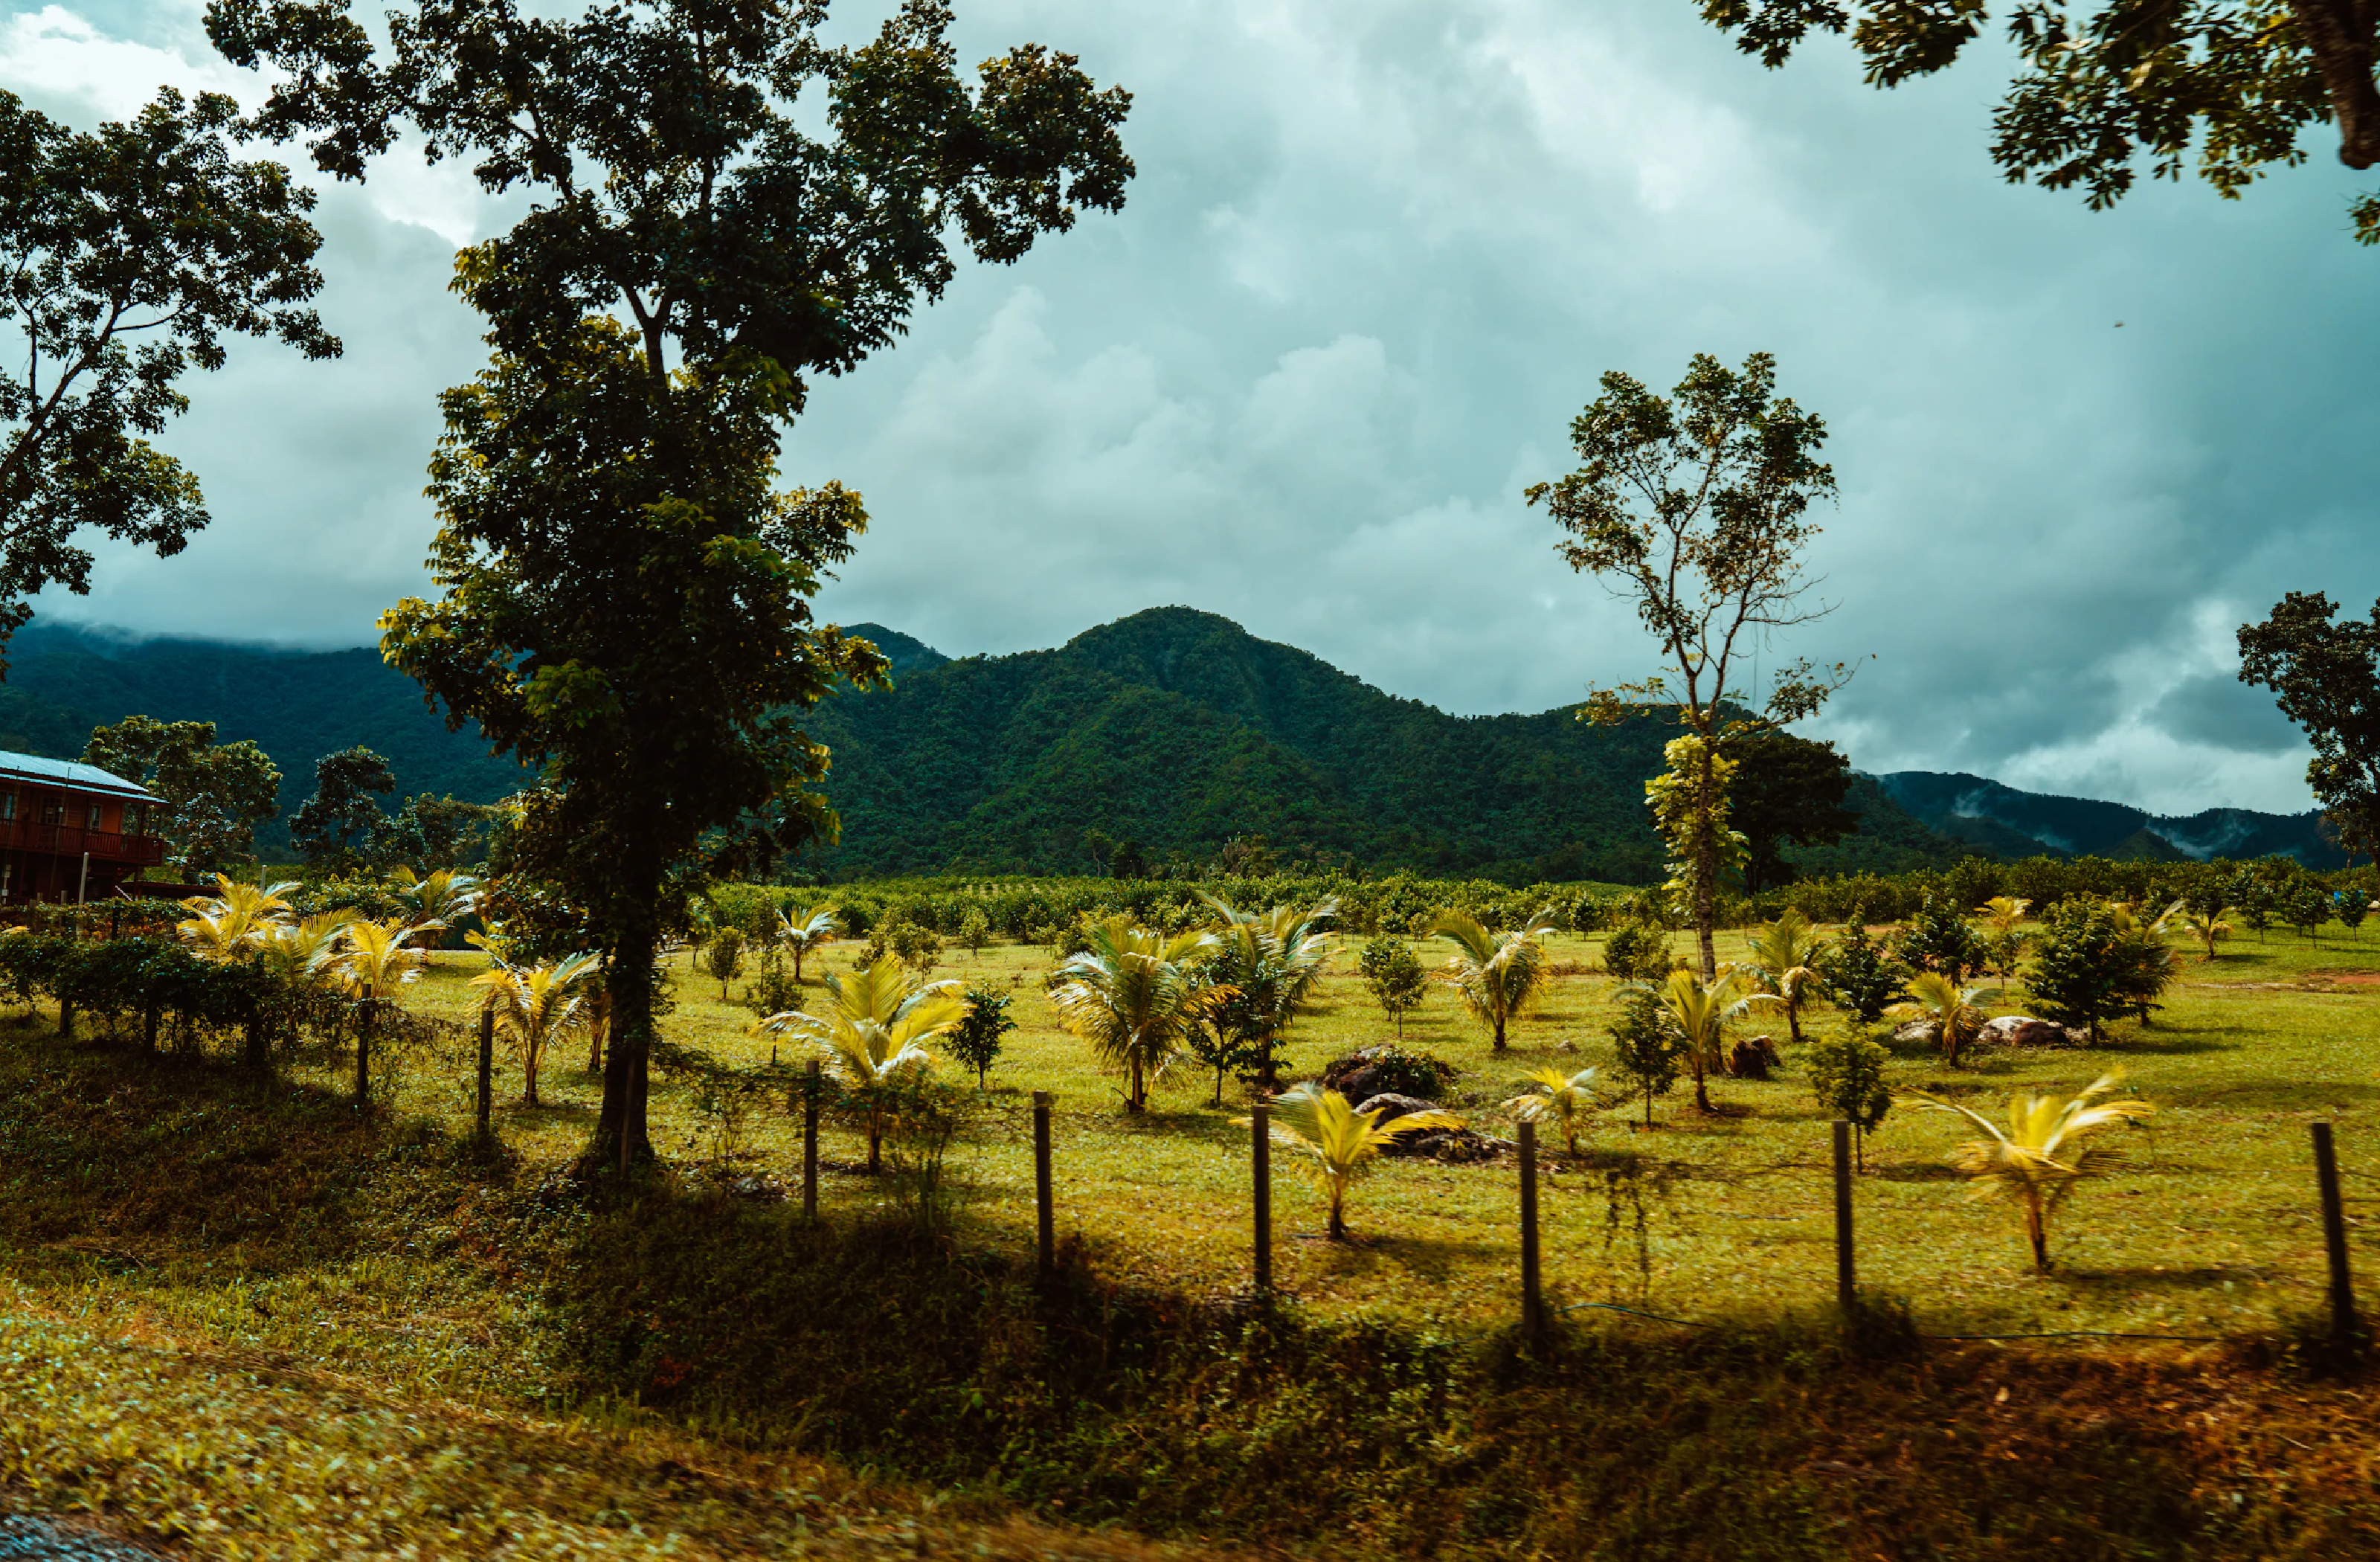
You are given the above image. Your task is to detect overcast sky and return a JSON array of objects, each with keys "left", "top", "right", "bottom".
[{"left": 7, "top": 0, "right": 2377, "bottom": 815}]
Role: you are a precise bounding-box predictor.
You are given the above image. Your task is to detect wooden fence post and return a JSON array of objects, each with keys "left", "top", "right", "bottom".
[
  {"left": 1252, "top": 1102, "right": 1273, "bottom": 1298},
  {"left": 1034, "top": 1090, "right": 1055, "bottom": 1277},
  {"left": 1519, "top": 1119, "right": 1544, "bottom": 1344},
  {"left": 2313, "top": 1120, "right": 2358, "bottom": 1350},
  {"left": 803, "top": 1060, "right": 820, "bottom": 1221},
  {"left": 1833, "top": 1119, "right": 1856, "bottom": 1317},
  {"left": 475, "top": 1006, "right": 494, "bottom": 1139}
]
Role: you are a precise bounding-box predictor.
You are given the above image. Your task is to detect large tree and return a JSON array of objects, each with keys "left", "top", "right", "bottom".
[
  {"left": 83, "top": 715, "right": 283, "bottom": 873},
  {"left": 1694, "top": 0, "right": 2380, "bottom": 242},
  {"left": 1730, "top": 727, "right": 1859, "bottom": 893},
  {"left": 213, "top": 0, "right": 1135, "bottom": 1171},
  {"left": 1, "top": 89, "right": 336, "bottom": 666},
  {"left": 2239, "top": 591, "right": 2380, "bottom": 861},
  {"left": 290, "top": 745, "right": 396, "bottom": 870},
  {"left": 1527, "top": 351, "right": 1844, "bottom": 980}
]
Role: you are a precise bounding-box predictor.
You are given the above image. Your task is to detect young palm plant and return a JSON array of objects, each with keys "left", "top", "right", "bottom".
[
  {"left": 1049, "top": 918, "right": 1226, "bottom": 1113},
  {"left": 329, "top": 917, "right": 425, "bottom": 1107},
  {"left": 471, "top": 951, "right": 599, "bottom": 1107},
  {"left": 1429, "top": 908, "right": 1558, "bottom": 1052},
  {"left": 1974, "top": 896, "right": 2033, "bottom": 981},
  {"left": 1502, "top": 1066, "right": 1598, "bottom": 1153},
  {"left": 776, "top": 904, "right": 841, "bottom": 983},
  {"left": 1243, "top": 1082, "right": 1462, "bottom": 1240},
  {"left": 2170, "top": 902, "right": 2234, "bottom": 962},
  {"left": 387, "top": 866, "right": 482, "bottom": 945},
  {"left": 1888, "top": 971, "right": 2001, "bottom": 1068},
  {"left": 1619, "top": 968, "right": 1778, "bottom": 1113},
  {"left": 1743, "top": 908, "right": 1826, "bottom": 1044},
  {"left": 1902, "top": 1073, "right": 2155, "bottom": 1270},
  {"left": 175, "top": 875, "right": 300, "bottom": 960},
  {"left": 1198, "top": 894, "right": 1337, "bottom": 1090},
  {"left": 755, "top": 955, "right": 966, "bottom": 1169}
]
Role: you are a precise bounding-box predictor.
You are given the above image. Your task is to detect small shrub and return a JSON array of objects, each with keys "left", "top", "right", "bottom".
[
  {"left": 1608, "top": 989, "right": 1679, "bottom": 1127},
  {"left": 1319, "top": 1044, "right": 1455, "bottom": 1101},
  {"left": 1815, "top": 917, "right": 1907, "bottom": 1023},
  {"left": 2027, "top": 899, "right": 2137, "bottom": 1042},
  {"left": 1601, "top": 922, "right": 1674, "bottom": 981},
  {"left": 1357, "top": 936, "right": 1427, "bottom": 1036},
  {"left": 947, "top": 986, "right": 1015, "bottom": 1088},
  {"left": 956, "top": 905, "right": 992, "bottom": 957},
  {"left": 1806, "top": 1023, "right": 1892, "bottom": 1169},
  {"left": 1894, "top": 896, "right": 1987, "bottom": 982},
  {"left": 744, "top": 943, "right": 801, "bottom": 1021},
  {"left": 702, "top": 928, "right": 747, "bottom": 999}
]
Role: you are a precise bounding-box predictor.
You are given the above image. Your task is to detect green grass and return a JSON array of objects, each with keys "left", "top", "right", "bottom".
[
  {"left": 12, "top": 914, "right": 2380, "bottom": 1557},
  {"left": 379, "top": 919, "right": 2380, "bottom": 1341}
]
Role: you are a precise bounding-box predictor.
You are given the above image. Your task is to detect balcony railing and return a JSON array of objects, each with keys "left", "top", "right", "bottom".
[{"left": 0, "top": 821, "right": 165, "bottom": 864}]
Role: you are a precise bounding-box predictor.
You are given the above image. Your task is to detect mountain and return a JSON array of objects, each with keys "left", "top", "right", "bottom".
[
  {"left": 1874, "top": 771, "right": 2343, "bottom": 869},
  {"left": 803, "top": 606, "right": 1962, "bottom": 884},
  {"left": 0, "top": 623, "right": 526, "bottom": 850}
]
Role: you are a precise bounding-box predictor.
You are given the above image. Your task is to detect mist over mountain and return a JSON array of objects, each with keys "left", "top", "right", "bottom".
[{"left": 1874, "top": 771, "right": 2341, "bottom": 870}]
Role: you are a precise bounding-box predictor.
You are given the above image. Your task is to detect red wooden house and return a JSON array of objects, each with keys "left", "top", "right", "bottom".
[{"left": 0, "top": 752, "right": 169, "bottom": 904}]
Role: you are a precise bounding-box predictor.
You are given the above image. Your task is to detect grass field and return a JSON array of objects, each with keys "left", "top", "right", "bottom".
[
  {"left": 9, "top": 908, "right": 2380, "bottom": 1557},
  {"left": 354, "top": 914, "right": 2380, "bottom": 1342}
]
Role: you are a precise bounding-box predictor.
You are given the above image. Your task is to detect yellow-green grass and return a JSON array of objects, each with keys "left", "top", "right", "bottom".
[{"left": 333, "top": 916, "right": 2380, "bottom": 1344}]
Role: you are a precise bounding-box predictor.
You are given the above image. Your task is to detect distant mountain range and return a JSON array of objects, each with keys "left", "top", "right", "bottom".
[
  {"left": 1873, "top": 771, "right": 2341, "bottom": 870},
  {"left": 0, "top": 611, "right": 2332, "bottom": 879}
]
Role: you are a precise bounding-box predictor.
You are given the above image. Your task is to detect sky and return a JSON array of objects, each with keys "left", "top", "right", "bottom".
[{"left": 6, "top": 0, "right": 2378, "bottom": 817}]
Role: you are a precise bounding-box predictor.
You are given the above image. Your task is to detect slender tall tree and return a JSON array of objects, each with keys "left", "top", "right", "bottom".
[{"left": 1527, "top": 352, "right": 1845, "bottom": 979}]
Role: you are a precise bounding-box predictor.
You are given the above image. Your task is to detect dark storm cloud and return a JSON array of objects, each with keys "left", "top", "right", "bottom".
[{"left": 7, "top": 0, "right": 2375, "bottom": 813}]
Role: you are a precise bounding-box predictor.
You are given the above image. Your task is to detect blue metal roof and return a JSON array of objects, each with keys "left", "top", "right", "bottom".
[{"left": 0, "top": 751, "right": 160, "bottom": 803}]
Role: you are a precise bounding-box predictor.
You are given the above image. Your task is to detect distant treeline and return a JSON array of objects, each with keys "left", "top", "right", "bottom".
[{"left": 702, "top": 852, "right": 2369, "bottom": 943}]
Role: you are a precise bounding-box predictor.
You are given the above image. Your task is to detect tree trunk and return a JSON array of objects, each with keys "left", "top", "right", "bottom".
[
  {"left": 1328, "top": 1198, "right": 1346, "bottom": 1240},
  {"left": 57, "top": 992, "right": 73, "bottom": 1041},
  {"left": 353, "top": 996, "right": 374, "bottom": 1107},
  {"left": 1691, "top": 1050, "right": 1712, "bottom": 1113},
  {"left": 1128, "top": 1054, "right": 1145, "bottom": 1113},
  {"left": 2026, "top": 1199, "right": 2050, "bottom": 1270},
  {"left": 524, "top": 1033, "right": 541, "bottom": 1108},
  {"left": 586, "top": 911, "right": 660, "bottom": 1174},
  {"left": 586, "top": 989, "right": 611, "bottom": 1073},
  {"left": 1694, "top": 739, "right": 1720, "bottom": 981},
  {"left": 1785, "top": 1002, "right": 1801, "bottom": 1047}
]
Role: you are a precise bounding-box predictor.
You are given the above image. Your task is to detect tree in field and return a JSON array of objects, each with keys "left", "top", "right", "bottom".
[
  {"left": 386, "top": 865, "right": 481, "bottom": 946},
  {"left": 1807, "top": 1025, "right": 1891, "bottom": 1170},
  {"left": 1358, "top": 935, "right": 1428, "bottom": 1036},
  {"left": 219, "top": 0, "right": 1133, "bottom": 1174},
  {"left": 1903, "top": 1073, "right": 2154, "bottom": 1270},
  {"left": 1894, "top": 896, "right": 1988, "bottom": 983},
  {"left": 1240, "top": 1082, "right": 1461, "bottom": 1241},
  {"left": 328, "top": 916, "right": 424, "bottom": 1106},
  {"left": 2027, "top": 899, "right": 2139, "bottom": 1041},
  {"left": 2281, "top": 877, "right": 2332, "bottom": 942},
  {"left": 1693, "top": 0, "right": 2380, "bottom": 244},
  {"left": 471, "top": 951, "right": 598, "bottom": 1107},
  {"left": 2240, "top": 595, "right": 2380, "bottom": 861},
  {"left": 1622, "top": 967, "right": 1778, "bottom": 1114},
  {"left": 1430, "top": 909, "right": 1558, "bottom": 1052},
  {"left": 755, "top": 957, "right": 963, "bottom": 1172},
  {"left": 176, "top": 874, "right": 298, "bottom": 960},
  {"left": 703, "top": 926, "right": 747, "bottom": 1000},
  {"left": 2339, "top": 888, "right": 2371, "bottom": 940},
  {"left": 0, "top": 89, "right": 336, "bottom": 666},
  {"left": 2231, "top": 870, "right": 2279, "bottom": 937},
  {"left": 1730, "top": 730, "right": 1859, "bottom": 894},
  {"left": 291, "top": 748, "right": 396, "bottom": 871},
  {"left": 376, "top": 794, "right": 499, "bottom": 868},
  {"left": 947, "top": 985, "right": 1015, "bottom": 1090},
  {"left": 83, "top": 716, "right": 281, "bottom": 874},
  {"left": 1814, "top": 916, "right": 1908, "bottom": 1023},
  {"left": 1743, "top": 907, "right": 1826, "bottom": 1044},
  {"left": 1048, "top": 919, "right": 1224, "bottom": 1113},
  {"left": 1527, "top": 352, "right": 1844, "bottom": 980},
  {"left": 1888, "top": 971, "right": 1999, "bottom": 1068},
  {"left": 1609, "top": 987, "right": 1681, "bottom": 1128},
  {"left": 777, "top": 905, "right": 840, "bottom": 984}
]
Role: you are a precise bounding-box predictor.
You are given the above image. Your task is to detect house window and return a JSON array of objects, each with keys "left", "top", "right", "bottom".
[
  {"left": 86, "top": 803, "right": 102, "bottom": 832},
  {"left": 128, "top": 803, "right": 146, "bottom": 836},
  {"left": 38, "top": 798, "right": 61, "bottom": 827},
  {"left": 0, "top": 792, "right": 14, "bottom": 821}
]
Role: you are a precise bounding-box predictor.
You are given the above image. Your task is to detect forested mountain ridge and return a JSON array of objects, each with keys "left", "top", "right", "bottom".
[
  {"left": 1876, "top": 771, "right": 2342, "bottom": 869},
  {"left": 0, "top": 624, "right": 526, "bottom": 850},
  {"left": 810, "top": 607, "right": 1960, "bottom": 883}
]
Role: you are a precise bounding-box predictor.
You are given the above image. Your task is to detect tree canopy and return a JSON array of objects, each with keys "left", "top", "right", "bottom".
[
  {"left": 1694, "top": 0, "right": 2380, "bottom": 242},
  {"left": 82, "top": 714, "right": 282, "bottom": 873},
  {"left": 0, "top": 88, "right": 337, "bottom": 666},
  {"left": 2239, "top": 591, "right": 2380, "bottom": 861}
]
